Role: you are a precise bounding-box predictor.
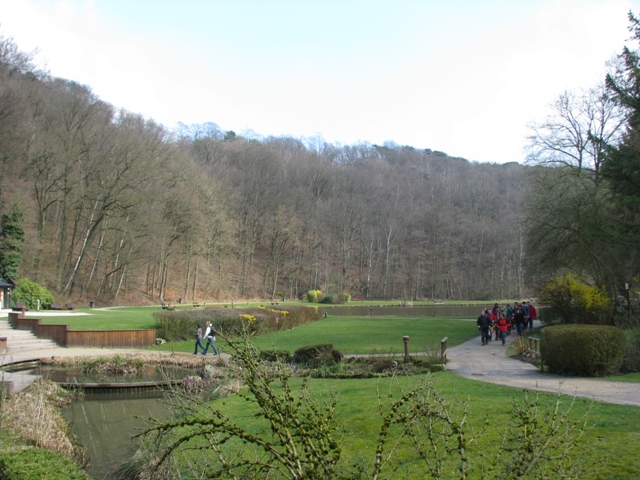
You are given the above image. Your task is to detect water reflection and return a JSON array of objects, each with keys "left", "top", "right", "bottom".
[{"left": 64, "top": 397, "right": 171, "bottom": 480}]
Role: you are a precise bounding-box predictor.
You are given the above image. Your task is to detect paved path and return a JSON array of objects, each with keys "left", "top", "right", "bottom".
[{"left": 446, "top": 332, "right": 640, "bottom": 407}]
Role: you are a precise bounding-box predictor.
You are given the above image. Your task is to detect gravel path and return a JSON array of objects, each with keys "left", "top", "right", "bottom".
[{"left": 446, "top": 332, "right": 640, "bottom": 406}]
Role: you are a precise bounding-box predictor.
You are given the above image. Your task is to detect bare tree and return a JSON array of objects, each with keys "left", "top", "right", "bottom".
[{"left": 526, "top": 85, "right": 626, "bottom": 179}]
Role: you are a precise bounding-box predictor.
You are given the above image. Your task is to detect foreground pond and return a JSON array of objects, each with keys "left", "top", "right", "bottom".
[
  {"left": 63, "top": 396, "right": 171, "bottom": 479},
  {"left": 6, "top": 363, "right": 192, "bottom": 479}
]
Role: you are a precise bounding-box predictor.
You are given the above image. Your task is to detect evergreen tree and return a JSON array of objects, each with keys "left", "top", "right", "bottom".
[
  {"left": 603, "top": 11, "right": 640, "bottom": 315},
  {"left": 604, "top": 12, "right": 640, "bottom": 224},
  {"left": 0, "top": 204, "right": 25, "bottom": 280}
]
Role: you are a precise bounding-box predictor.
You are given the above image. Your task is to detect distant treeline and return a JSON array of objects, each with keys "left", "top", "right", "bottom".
[{"left": 0, "top": 33, "right": 533, "bottom": 304}]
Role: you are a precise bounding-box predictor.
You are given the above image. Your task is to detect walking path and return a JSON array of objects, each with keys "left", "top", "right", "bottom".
[{"left": 446, "top": 332, "right": 640, "bottom": 407}]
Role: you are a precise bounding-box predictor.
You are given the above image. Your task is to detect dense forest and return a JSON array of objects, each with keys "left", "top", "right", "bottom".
[{"left": 1, "top": 13, "right": 638, "bottom": 310}]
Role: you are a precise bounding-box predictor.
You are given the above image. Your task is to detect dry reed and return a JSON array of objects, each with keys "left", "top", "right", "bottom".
[{"left": 0, "top": 379, "right": 86, "bottom": 464}]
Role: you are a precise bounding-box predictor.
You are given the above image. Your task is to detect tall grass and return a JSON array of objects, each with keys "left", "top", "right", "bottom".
[{"left": 0, "top": 379, "right": 85, "bottom": 464}]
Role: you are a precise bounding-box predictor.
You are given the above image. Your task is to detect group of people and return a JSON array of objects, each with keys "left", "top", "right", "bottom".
[
  {"left": 476, "top": 302, "right": 537, "bottom": 346},
  {"left": 194, "top": 321, "right": 220, "bottom": 355}
]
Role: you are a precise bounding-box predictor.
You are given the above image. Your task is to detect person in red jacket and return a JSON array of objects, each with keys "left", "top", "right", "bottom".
[
  {"left": 527, "top": 301, "right": 537, "bottom": 330},
  {"left": 495, "top": 313, "right": 510, "bottom": 345}
]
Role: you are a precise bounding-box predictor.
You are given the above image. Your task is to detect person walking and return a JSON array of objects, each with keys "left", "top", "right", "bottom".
[
  {"left": 477, "top": 309, "right": 492, "bottom": 346},
  {"left": 202, "top": 321, "right": 219, "bottom": 356},
  {"left": 193, "top": 323, "right": 206, "bottom": 355},
  {"left": 504, "top": 304, "right": 514, "bottom": 335},
  {"left": 527, "top": 301, "right": 537, "bottom": 330},
  {"left": 496, "top": 314, "right": 509, "bottom": 346},
  {"left": 513, "top": 305, "right": 525, "bottom": 336}
]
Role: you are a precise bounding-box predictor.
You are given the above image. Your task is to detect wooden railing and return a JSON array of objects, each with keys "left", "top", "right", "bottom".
[
  {"left": 8, "top": 312, "right": 156, "bottom": 348},
  {"left": 526, "top": 336, "right": 540, "bottom": 356}
]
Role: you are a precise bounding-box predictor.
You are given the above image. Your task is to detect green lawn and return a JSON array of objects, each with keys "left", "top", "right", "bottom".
[
  {"left": 38, "top": 307, "right": 158, "bottom": 330},
  {"left": 170, "top": 371, "right": 640, "bottom": 479},
  {"left": 249, "top": 316, "right": 476, "bottom": 354},
  {"left": 148, "top": 315, "right": 478, "bottom": 355}
]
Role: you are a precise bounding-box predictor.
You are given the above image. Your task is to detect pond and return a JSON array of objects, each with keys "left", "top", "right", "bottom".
[
  {"left": 63, "top": 396, "right": 171, "bottom": 479},
  {"left": 322, "top": 305, "right": 484, "bottom": 317},
  {"left": 5, "top": 362, "right": 194, "bottom": 479}
]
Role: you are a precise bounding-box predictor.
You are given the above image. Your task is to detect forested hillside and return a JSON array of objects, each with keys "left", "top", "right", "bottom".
[{"left": 0, "top": 34, "right": 533, "bottom": 305}]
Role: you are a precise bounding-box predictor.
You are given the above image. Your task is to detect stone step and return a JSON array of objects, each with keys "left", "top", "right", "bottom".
[
  {"left": 0, "top": 330, "right": 36, "bottom": 337},
  {"left": 0, "top": 321, "right": 60, "bottom": 352},
  {"left": 4, "top": 341, "right": 59, "bottom": 353}
]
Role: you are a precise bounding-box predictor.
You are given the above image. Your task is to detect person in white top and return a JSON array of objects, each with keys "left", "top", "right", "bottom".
[{"left": 203, "top": 321, "right": 219, "bottom": 356}]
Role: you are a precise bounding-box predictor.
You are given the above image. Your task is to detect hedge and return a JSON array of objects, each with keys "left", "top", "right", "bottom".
[
  {"left": 154, "top": 305, "right": 323, "bottom": 341},
  {"left": 540, "top": 324, "right": 625, "bottom": 376}
]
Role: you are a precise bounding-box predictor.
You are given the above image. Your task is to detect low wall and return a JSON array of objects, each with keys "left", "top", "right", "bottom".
[
  {"left": 66, "top": 330, "right": 156, "bottom": 348},
  {"left": 7, "top": 312, "right": 156, "bottom": 348}
]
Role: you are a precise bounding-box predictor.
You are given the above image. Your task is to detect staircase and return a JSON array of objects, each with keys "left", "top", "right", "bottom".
[{"left": 0, "top": 319, "right": 59, "bottom": 353}]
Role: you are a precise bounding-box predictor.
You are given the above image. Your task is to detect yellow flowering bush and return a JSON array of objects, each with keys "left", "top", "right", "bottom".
[
  {"left": 240, "top": 314, "right": 257, "bottom": 323},
  {"left": 539, "top": 274, "right": 611, "bottom": 324}
]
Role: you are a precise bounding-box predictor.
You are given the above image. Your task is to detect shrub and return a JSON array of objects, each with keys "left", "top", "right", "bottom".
[
  {"left": 11, "top": 278, "right": 55, "bottom": 310},
  {"left": 80, "top": 355, "right": 144, "bottom": 377},
  {"left": 511, "top": 336, "right": 531, "bottom": 356},
  {"left": 306, "top": 289, "right": 321, "bottom": 302},
  {"left": 539, "top": 274, "right": 611, "bottom": 325},
  {"left": 541, "top": 324, "right": 625, "bottom": 376},
  {"left": 318, "top": 292, "right": 351, "bottom": 304},
  {"left": 0, "top": 448, "right": 90, "bottom": 480},
  {"left": 621, "top": 328, "right": 640, "bottom": 372},
  {"left": 259, "top": 349, "right": 291, "bottom": 362},
  {"left": 292, "top": 344, "right": 343, "bottom": 367},
  {"left": 319, "top": 294, "right": 334, "bottom": 304}
]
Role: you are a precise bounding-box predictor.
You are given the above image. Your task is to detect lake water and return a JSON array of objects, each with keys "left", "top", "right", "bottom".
[{"left": 322, "top": 305, "right": 483, "bottom": 317}]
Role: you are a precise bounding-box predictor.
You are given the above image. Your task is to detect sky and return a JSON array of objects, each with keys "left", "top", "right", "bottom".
[{"left": 0, "top": 0, "right": 638, "bottom": 163}]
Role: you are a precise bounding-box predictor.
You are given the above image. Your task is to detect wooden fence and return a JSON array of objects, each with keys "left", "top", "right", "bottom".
[
  {"left": 8, "top": 312, "right": 156, "bottom": 348},
  {"left": 441, "top": 336, "right": 448, "bottom": 362}
]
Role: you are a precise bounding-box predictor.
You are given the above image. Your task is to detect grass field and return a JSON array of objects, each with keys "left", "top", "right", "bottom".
[
  {"left": 38, "top": 306, "right": 159, "bottom": 330},
  {"left": 148, "top": 315, "right": 478, "bottom": 355},
  {"left": 171, "top": 371, "right": 640, "bottom": 479}
]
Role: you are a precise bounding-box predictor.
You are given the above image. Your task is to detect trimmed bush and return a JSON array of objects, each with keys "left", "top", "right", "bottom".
[
  {"left": 541, "top": 324, "right": 625, "bottom": 376},
  {"left": 0, "top": 448, "right": 90, "bottom": 480},
  {"left": 292, "top": 344, "right": 343, "bottom": 367}
]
